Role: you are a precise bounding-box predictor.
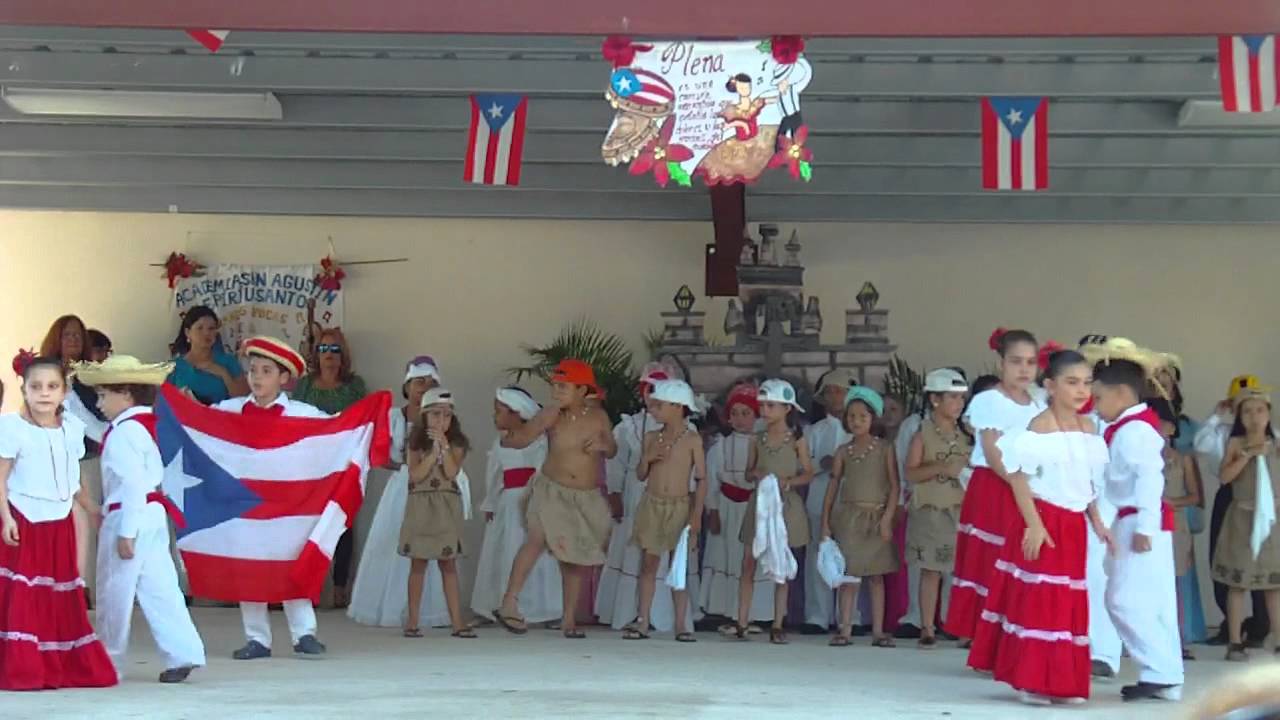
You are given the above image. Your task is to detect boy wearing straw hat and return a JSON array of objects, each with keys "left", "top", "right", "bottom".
[
  {"left": 494, "top": 359, "right": 618, "bottom": 639},
  {"left": 1083, "top": 338, "right": 1184, "bottom": 702},
  {"left": 77, "top": 355, "right": 206, "bottom": 683},
  {"left": 212, "top": 336, "right": 330, "bottom": 660}
]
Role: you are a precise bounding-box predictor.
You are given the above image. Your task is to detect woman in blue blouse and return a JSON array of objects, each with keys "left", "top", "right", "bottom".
[{"left": 167, "top": 306, "right": 248, "bottom": 405}]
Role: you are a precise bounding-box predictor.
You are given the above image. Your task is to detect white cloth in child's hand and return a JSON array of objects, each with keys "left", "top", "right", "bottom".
[
  {"left": 751, "top": 475, "right": 798, "bottom": 584},
  {"left": 1250, "top": 455, "right": 1276, "bottom": 559},
  {"left": 664, "top": 526, "right": 691, "bottom": 590},
  {"left": 818, "top": 537, "right": 858, "bottom": 589}
]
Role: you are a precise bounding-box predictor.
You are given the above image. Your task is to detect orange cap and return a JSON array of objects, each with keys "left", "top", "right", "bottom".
[{"left": 550, "top": 358, "right": 603, "bottom": 398}]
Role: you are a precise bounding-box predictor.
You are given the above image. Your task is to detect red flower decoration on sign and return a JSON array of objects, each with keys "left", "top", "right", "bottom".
[
  {"left": 163, "top": 252, "right": 201, "bottom": 288},
  {"left": 770, "top": 35, "right": 805, "bottom": 65},
  {"left": 1037, "top": 340, "right": 1065, "bottom": 371},
  {"left": 629, "top": 118, "right": 694, "bottom": 187},
  {"left": 11, "top": 347, "right": 36, "bottom": 377},
  {"left": 768, "top": 125, "right": 813, "bottom": 181},
  {"left": 315, "top": 256, "right": 346, "bottom": 291},
  {"left": 601, "top": 35, "right": 653, "bottom": 68},
  {"left": 988, "top": 327, "right": 1009, "bottom": 351}
]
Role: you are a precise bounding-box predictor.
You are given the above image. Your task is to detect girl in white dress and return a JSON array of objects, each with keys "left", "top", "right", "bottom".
[
  {"left": 470, "top": 387, "right": 562, "bottom": 624},
  {"left": 702, "top": 383, "right": 773, "bottom": 628},
  {"left": 348, "top": 357, "right": 448, "bottom": 628}
]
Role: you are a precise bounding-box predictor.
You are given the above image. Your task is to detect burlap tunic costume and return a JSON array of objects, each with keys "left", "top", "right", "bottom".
[
  {"left": 633, "top": 493, "right": 691, "bottom": 554},
  {"left": 739, "top": 433, "right": 809, "bottom": 549},
  {"left": 830, "top": 439, "right": 899, "bottom": 576},
  {"left": 526, "top": 474, "right": 613, "bottom": 566},
  {"left": 1212, "top": 450, "right": 1280, "bottom": 590},
  {"left": 399, "top": 462, "right": 465, "bottom": 561},
  {"left": 906, "top": 420, "right": 972, "bottom": 572},
  {"left": 1162, "top": 448, "right": 1195, "bottom": 577}
]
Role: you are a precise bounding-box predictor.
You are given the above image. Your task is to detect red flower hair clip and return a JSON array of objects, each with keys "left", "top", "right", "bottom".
[
  {"left": 12, "top": 347, "right": 36, "bottom": 377},
  {"left": 1038, "top": 340, "right": 1065, "bottom": 371},
  {"left": 987, "top": 327, "right": 1009, "bottom": 352}
]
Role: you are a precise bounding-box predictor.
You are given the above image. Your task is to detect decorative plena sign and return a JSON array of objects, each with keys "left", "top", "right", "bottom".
[
  {"left": 172, "top": 264, "right": 343, "bottom": 353},
  {"left": 601, "top": 37, "right": 814, "bottom": 187}
]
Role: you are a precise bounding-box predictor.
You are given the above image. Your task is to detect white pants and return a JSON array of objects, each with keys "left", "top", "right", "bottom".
[
  {"left": 241, "top": 599, "right": 317, "bottom": 646},
  {"left": 1104, "top": 515, "right": 1184, "bottom": 686},
  {"left": 804, "top": 474, "right": 835, "bottom": 627},
  {"left": 1087, "top": 517, "right": 1122, "bottom": 671},
  {"left": 96, "top": 505, "right": 206, "bottom": 675}
]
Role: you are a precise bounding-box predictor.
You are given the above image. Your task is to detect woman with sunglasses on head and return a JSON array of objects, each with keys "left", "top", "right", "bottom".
[{"left": 292, "top": 328, "right": 368, "bottom": 608}]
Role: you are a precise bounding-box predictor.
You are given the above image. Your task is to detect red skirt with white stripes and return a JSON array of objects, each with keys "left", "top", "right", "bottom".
[
  {"left": 967, "top": 498, "right": 1090, "bottom": 700},
  {"left": 0, "top": 507, "right": 118, "bottom": 691},
  {"left": 943, "top": 467, "right": 1016, "bottom": 639}
]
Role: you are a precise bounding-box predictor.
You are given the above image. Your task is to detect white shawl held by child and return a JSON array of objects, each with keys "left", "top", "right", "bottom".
[
  {"left": 817, "top": 537, "right": 859, "bottom": 588},
  {"left": 752, "top": 475, "right": 797, "bottom": 584},
  {"left": 1251, "top": 456, "right": 1277, "bottom": 559}
]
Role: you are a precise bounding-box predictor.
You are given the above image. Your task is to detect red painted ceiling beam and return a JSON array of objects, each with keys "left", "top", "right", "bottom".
[{"left": 1, "top": 0, "right": 1278, "bottom": 37}]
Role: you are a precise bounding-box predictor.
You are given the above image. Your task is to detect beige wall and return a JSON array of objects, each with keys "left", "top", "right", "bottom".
[{"left": 3, "top": 210, "right": 1277, "bottom": 620}]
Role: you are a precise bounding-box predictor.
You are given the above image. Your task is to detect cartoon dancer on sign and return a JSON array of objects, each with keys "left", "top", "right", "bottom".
[
  {"left": 768, "top": 58, "right": 811, "bottom": 150},
  {"left": 696, "top": 74, "right": 778, "bottom": 184}
]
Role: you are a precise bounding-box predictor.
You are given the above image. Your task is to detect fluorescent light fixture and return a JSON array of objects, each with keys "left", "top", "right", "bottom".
[
  {"left": 0, "top": 88, "right": 283, "bottom": 120},
  {"left": 1178, "top": 99, "right": 1280, "bottom": 128}
]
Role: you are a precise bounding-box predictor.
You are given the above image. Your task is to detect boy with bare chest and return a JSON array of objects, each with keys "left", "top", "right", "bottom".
[
  {"left": 624, "top": 380, "right": 707, "bottom": 642},
  {"left": 494, "top": 360, "right": 617, "bottom": 638}
]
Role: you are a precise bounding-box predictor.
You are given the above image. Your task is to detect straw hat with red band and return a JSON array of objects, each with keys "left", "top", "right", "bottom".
[
  {"left": 243, "top": 336, "right": 306, "bottom": 377},
  {"left": 550, "top": 358, "right": 603, "bottom": 398}
]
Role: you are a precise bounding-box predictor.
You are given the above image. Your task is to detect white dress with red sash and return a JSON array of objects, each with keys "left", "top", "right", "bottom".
[{"left": 469, "top": 436, "right": 562, "bottom": 622}]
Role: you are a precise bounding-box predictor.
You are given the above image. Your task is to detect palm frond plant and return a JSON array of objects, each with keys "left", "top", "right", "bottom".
[
  {"left": 884, "top": 355, "right": 925, "bottom": 414},
  {"left": 642, "top": 327, "right": 666, "bottom": 359},
  {"left": 507, "top": 318, "right": 640, "bottom": 423}
]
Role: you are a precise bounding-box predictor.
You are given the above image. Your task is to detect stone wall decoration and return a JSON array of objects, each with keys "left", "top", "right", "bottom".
[{"left": 601, "top": 37, "right": 814, "bottom": 186}]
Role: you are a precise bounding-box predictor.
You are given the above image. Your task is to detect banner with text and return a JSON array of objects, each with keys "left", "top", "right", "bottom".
[
  {"left": 172, "top": 264, "right": 342, "bottom": 356},
  {"left": 601, "top": 39, "right": 813, "bottom": 186}
]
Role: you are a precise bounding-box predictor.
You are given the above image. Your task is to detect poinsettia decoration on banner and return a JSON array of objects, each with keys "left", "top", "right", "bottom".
[
  {"left": 629, "top": 117, "right": 694, "bottom": 187},
  {"left": 315, "top": 255, "right": 346, "bottom": 291},
  {"left": 163, "top": 252, "right": 203, "bottom": 288},
  {"left": 600, "top": 38, "right": 814, "bottom": 186},
  {"left": 769, "top": 125, "right": 814, "bottom": 182},
  {"left": 11, "top": 347, "right": 36, "bottom": 377}
]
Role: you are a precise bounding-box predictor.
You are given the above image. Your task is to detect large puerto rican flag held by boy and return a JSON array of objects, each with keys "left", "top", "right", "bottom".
[
  {"left": 464, "top": 94, "right": 528, "bottom": 186},
  {"left": 980, "top": 96, "right": 1049, "bottom": 191},
  {"left": 155, "top": 384, "right": 391, "bottom": 603},
  {"left": 1218, "top": 35, "right": 1278, "bottom": 113}
]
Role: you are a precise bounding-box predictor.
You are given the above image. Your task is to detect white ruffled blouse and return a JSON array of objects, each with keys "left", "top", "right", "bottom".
[{"left": 996, "top": 429, "right": 1109, "bottom": 512}]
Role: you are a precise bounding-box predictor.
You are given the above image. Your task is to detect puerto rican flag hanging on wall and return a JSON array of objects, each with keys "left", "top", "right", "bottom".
[
  {"left": 186, "top": 29, "right": 230, "bottom": 53},
  {"left": 981, "top": 96, "right": 1049, "bottom": 191},
  {"left": 1218, "top": 35, "right": 1278, "bottom": 113},
  {"left": 155, "top": 385, "right": 391, "bottom": 603},
  {"left": 464, "top": 94, "right": 528, "bottom": 186}
]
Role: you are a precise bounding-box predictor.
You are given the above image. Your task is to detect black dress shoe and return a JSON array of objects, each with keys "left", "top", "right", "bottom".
[
  {"left": 1090, "top": 660, "right": 1116, "bottom": 679},
  {"left": 799, "top": 623, "right": 829, "bottom": 635},
  {"left": 936, "top": 629, "right": 958, "bottom": 642},
  {"left": 158, "top": 666, "right": 194, "bottom": 683},
  {"left": 293, "top": 634, "right": 327, "bottom": 655},
  {"left": 1121, "top": 682, "right": 1182, "bottom": 702},
  {"left": 851, "top": 624, "right": 871, "bottom": 637},
  {"left": 232, "top": 640, "right": 271, "bottom": 660},
  {"left": 894, "top": 623, "right": 922, "bottom": 639},
  {"left": 1205, "top": 627, "right": 1230, "bottom": 646}
]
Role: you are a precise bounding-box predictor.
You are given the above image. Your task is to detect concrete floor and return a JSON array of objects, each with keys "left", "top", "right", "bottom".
[{"left": 5, "top": 608, "right": 1257, "bottom": 719}]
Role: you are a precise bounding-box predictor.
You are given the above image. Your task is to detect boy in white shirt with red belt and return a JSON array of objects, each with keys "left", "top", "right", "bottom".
[{"left": 79, "top": 355, "right": 206, "bottom": 683}]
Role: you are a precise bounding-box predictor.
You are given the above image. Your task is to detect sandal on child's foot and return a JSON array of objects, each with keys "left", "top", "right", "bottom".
[
  {"left": 732, "top": 624, "right": 751, "bottom": 641},
  {"left": 1225, "top": 643, "right": 1249, "bottom": 662},
  {"left": 451, "top": 628, "right": 477, "bottom": 639},
  {"left": 492, "top": 609, "right": 528, "bottom": 635},
  {"left": 956, "top": 638, "right": 972, "bottom": 649},
  {"left": 563, "top": 628, "right": 587, "bottom": 640},
  {"left": 403, "top": 627, "right": 423, "bottom": 638},
  {"left": 1181, "top": 647, "right": 1195, "bottom": 661},
  {"left": 622, "top": 627, "right": 651, "bottom": 640},
  {"left": 675, "top": 632, "right": 697, "bottom": 643},
  {"left": 872, "top": 635, "right": 897, "bottom": 648},
  {"left": 918, "top": 634, "right": 937, "bottom": 650},
  {"left": 829, "top": 635, "right": 852, "bottom": 647},
  {"left": 769, "top": 628, "right": 788, "bottom": 645}
]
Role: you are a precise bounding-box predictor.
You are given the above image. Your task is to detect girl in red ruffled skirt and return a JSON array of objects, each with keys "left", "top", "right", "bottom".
[
  {"left": 0, "top": 356, "right": 117, "bottom": 691},
  {"left": 967, "top": 349, "right": 1113, "bottom": 704},
  {"left": 945, "top": 329, "right": 1046, "bottom": 644}
]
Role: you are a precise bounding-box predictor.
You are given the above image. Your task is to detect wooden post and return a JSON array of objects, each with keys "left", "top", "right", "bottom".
[{"left": 705, "top": 184, "right": 745, "bottom": 297}]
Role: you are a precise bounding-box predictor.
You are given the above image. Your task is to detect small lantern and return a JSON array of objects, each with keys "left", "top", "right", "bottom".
[
  {"left": 856, "top": 281, "right": 880, "bottom": 313},
  {"left": 673, "top": 284, "right": 696, "bottom": 313}
]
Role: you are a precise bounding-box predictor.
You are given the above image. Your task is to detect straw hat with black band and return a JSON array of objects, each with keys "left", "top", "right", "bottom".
[{"left": 74, "top": 355, "right": 175, "bottom": 387}]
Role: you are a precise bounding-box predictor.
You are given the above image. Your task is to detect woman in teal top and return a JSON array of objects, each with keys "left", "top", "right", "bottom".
[
  {"left": 167, "top": 306, "right": 248, "bottom": 405},
  {"left": 292, "top": 327, "right": 368, "bottom": 606}
]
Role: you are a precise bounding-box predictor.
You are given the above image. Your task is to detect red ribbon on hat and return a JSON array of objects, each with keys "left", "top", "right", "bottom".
[{"left": 602, "top": 35, "right": 652, "bottom": 68}]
